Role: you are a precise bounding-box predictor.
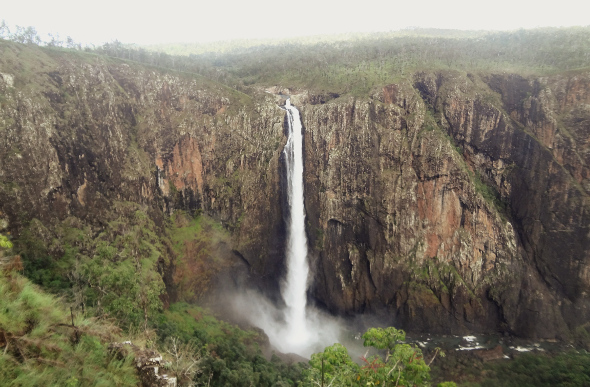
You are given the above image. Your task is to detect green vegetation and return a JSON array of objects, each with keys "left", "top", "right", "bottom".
[
  {"left": 0, "top": 234, "right": 12, "bottom": 249},
  {"left": 408, "top": 257, "right": 480, "bottom": 305},
  {"left": 467, "top": 169, "right": 509, "bottom": 217},
  {"left": 130, "top": 27, "right": 590, "bottom": 96},
  {"left": 153, "top": 302, "right": 305, "bottom": 386},
  {"left": 79, "top": 206, "right": 167, "bottom": 331},
  {"left": 17, "top": 203, "right": 169, "bottom": 332},
  {"left": 302, "top": 327, "right": 451, "bottom": 387},
  {"left": 432, "top": 350, "right": 590, "bottom": 387},
  {"left": 478, "top": 351, "right": 590, "bottom": 387},
  {"left": 7, "top": 23, "right": 586, "bottom": 97},
  {"left": 4, "top": 208, "right": 310, "bottom": 386},
  {"left": 17, "top": 219, "right": 79, "bottom": 293},
  {"left": 168, "top": 211, "right": 234, "bottom": 302},
  {"left": 573, "top": 322, "right": 590, "bottom": 350},
  {"left": 0, "top": 266, "right": 138, "bottom": 386}
]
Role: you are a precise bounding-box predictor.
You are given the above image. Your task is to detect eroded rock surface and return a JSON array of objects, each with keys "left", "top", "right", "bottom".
[{"left": 0, "top": 42, "right": 588, "bottom": 340}]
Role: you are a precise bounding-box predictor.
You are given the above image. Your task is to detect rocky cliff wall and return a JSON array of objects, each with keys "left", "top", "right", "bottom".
[
  {"left": 0, "top": 42, "right": 288, "bottom": 295},
  {"left": 297, "top": 70, "right": 589, "bottom": 338},
  {"left": 0, "top": 42, "right": 588, "bottom": 340}
]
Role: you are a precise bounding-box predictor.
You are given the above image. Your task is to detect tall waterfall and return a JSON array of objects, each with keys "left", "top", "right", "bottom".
[
  {"left": 229, "top": 98, "right": 341, "bottom": 358},
  {"left": 282, "top": 98, "right": 311, "bottom": 347}
]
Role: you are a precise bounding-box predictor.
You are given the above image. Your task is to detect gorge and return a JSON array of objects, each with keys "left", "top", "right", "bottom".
[{"left": 1, "top": 29, "right": 590, "bottom": 373}]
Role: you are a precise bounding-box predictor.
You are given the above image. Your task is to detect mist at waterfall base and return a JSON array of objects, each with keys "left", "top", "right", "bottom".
[
  {"left": 230, "top": 288, "right": 344, "bottom": 358},
  {"left": 229, "top": 100, "right": 343, "bottom": 358}
]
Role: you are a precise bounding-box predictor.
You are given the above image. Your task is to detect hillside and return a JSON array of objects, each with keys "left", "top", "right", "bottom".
[{"left": 0, "top": 27, "right": 589, "bottom": 384}]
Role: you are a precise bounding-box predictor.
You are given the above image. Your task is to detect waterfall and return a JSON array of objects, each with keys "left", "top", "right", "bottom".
[
  {"left": 229, "top": 98, "right": 341, "bottom": 358},
  {"left": 281, "top": 98, "right": 311, "bottom": 347}
]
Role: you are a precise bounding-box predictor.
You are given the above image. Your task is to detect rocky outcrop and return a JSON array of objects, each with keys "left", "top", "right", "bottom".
[
  {"left": 0, "top": 41, "right": 588, "bottom": 341},
  {"left": 299, "top": 70, "right": 589, "bottom": 339},
  {"left": 299, "top": 86, "right": 521, "bottom": 335},
  {"left": 0, "top": 42, "right": 287, "bottom": 296},
  {"left": 109, "top": 342, "right": 176, "bottom": 387}
]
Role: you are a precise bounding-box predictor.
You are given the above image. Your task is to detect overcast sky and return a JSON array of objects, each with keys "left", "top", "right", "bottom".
[{"left": 3, "top": 0, "right": 589, "bottom": 45}]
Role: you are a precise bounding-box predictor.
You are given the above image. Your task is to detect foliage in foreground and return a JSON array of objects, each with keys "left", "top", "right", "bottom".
[
  {"left": 16, "top": 202, "right": 168, "bottom": 332},
  {"left": 0, "top": 268, "right": 138, "bottom": 386},
  {"left": 303, "top": 326, "right": 455, "bottom": 387},
  {"left": 10, "top": 206, "right": 308, "bottom": 386},
  {"left": 154, "top": 302, "right": 306, "bottom": 386}
]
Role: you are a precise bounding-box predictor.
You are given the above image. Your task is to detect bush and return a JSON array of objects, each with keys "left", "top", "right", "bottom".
[
  {"left": 0, "top": 271, "right": 138, "bottom": 387},
  {"left": 481, "top": 351, "right": 590, "bottom": 387},
  {"left": 153, "top": 302, "right": 305, "bottom": 386}
]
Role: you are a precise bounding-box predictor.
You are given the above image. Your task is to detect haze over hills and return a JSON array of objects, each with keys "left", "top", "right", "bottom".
[{"left": 0, "top": 26, "right": 590, "bottom": 386}]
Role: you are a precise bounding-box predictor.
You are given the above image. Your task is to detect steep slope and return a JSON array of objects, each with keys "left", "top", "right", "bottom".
[
  {"left": 0, "top": 267, "right": 140, "bottom": 386},
  {"left": 1, "top": 40, "right": 589, "bottom": 342},
  {"left": 298, "top": 70, "right": 589, "bottom": 338},
  {"left": 0, "top": 41, "right": 287, "bottom": 295}
]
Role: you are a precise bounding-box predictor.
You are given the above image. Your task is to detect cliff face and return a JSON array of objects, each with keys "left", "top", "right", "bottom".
[
  {"left": 1, "top": 42, "right": 589, "bottom": 340},
  {"left": 299, "top": 70, "right": 589, "bottom": 338},
  {"left": 0, "top": 42, "right": 288, "bottom": 293}
]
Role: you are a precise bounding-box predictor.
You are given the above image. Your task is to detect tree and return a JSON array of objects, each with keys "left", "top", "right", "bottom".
[
  {"left": 164, "top": 337, "right": 202, "bottom": 386},
  {"left": 0, "top": 20, "right": 10, "bottom": 40},
  {"left": 303, "top": 326, "right": 446, "bottom": 387},
  {"left": 305, "top": 343, "right": 358, "bottom": 386},
  {"left": 78, "top": 205, "right": 167, "bottom": 331},
  {"left": 10, "top": 25, "right": 41, "bottom": 44},
  {"left": 0, "top": 234, "right": 12, "bottom": 249},
  {"left": 47, "top": 33, "right": 64, "bottom": 47}
]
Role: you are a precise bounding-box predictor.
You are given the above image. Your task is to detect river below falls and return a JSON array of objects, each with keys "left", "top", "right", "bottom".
[{"left": 333, "top": 327, "right": 576, "bottom": 364}]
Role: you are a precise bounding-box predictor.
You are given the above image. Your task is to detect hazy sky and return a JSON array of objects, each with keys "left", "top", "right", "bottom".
[{"left": 3, "top": 0, "right": 589, "bottom": 45}]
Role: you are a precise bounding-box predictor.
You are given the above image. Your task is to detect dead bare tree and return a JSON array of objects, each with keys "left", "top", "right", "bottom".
[{"left": 164, "top": 337, "right": 202, "bottom": 386}]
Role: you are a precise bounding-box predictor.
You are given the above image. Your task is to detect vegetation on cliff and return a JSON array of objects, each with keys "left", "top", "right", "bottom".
[
  {"left": 2, "top": 202, "right": 306, "bottom": 385},
  {"left": 105, "top": 27, "right": 590, "bottom": 96},
  {"left": 1, "top": 23, "right": 590, "bottom": 386}
]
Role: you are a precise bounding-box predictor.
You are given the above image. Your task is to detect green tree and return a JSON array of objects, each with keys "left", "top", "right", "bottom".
[
  {"left": 79, "top": 205, "right": 167, "bottom": 331},
  {"left": 305, "top": 343, "right": 359, "bottom": 386},
  {"left": 0, "top": 233, "right": 12, "bottom": 249},
  {"left": 304, "top": 327, "right": 441, "bottom": 387},
  {"left": 358, "top": 327, "right": 432, "bottom": 386}
]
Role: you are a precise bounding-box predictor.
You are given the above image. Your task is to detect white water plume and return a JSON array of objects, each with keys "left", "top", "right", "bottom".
[
  {"left": 228, "top": 99, "right": 342, "bottom": 358},
  {"left": 281, "top": 98, "right": 312, "bottom": 350}
]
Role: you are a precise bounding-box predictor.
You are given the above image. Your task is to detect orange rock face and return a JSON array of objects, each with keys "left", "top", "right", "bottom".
[{"left": 157, "top": 136, "right": 204, "bottom": 197}]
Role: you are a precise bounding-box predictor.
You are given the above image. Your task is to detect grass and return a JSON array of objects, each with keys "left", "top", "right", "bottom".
[
  {"left": 467, "top": 169, "right": 509, "bottom": 219},
  {"left": 0, "top": 270, "right": 138, "bottom": 387}
]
